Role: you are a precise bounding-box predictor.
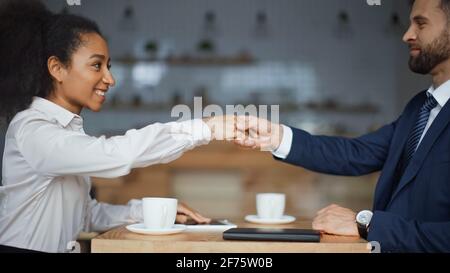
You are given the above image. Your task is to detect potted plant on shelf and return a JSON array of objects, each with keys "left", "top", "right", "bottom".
[
  {"left": 144, "top": 40, "right": 159, "bottom": 61},
  {"left": 197, "top": 38, "right": 215, "bottom": 62}
]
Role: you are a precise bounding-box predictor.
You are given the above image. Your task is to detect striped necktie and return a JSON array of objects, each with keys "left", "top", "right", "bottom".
[{"left": 403, "top": 95, "right": 438, "bottom": 167}]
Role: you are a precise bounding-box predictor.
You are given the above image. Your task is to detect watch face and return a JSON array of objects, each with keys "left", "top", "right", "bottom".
[
  {"left": 359, "top": 214, "right": 369, "bottom": 224},
  {"left": 357, "top": 210, "right": 373, "bottom": 225}
]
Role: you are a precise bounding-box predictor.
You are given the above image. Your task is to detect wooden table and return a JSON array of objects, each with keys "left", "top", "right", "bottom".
[{"left": 91, "top": 219, "right": 371, "bottom": 253}]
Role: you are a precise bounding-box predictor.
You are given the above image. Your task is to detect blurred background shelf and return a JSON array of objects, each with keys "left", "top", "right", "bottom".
[{"left": 115, "top": 54, "right": 255, "bottom": 66}]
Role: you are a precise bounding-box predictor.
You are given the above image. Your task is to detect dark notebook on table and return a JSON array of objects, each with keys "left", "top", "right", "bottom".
[{"left": 223, "top": 228, "right": 321, "bottom": 242}]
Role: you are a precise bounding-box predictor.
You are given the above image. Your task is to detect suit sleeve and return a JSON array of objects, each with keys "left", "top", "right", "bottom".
[
  {"left": 368, "top": 211, "right": 450, "bottom": 252},
  {"left": 276, "top": 120, "right": 398, "bottom": 176}
]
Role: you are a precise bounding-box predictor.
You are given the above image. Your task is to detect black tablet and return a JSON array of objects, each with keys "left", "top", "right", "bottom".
[{"left": 223, "top": 228, "right": 321, "bottom": 242}]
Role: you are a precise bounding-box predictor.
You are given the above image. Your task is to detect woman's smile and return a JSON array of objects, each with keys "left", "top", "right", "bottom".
[{"left": 94, "top": 88, "right": 107, "bottom": 102}]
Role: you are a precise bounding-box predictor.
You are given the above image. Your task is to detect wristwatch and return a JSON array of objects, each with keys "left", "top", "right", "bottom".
[{"left": 356, "top": 210, "right": 373, "bottom": 240}]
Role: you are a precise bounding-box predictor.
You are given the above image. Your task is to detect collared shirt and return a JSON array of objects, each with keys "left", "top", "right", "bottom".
[
  {"left": 273, "top": 80, "right": 450, "bottom": 159},
  {"left": 418, "top": 81, "right": 450, "bottom": 147},
  {"left": 0, "top": 97, "right": 211, "bottom": 252}
]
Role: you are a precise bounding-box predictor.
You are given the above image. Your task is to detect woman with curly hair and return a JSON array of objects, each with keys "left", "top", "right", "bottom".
[{"left": 0, "top": 0, "right": 235, "bottom": 252}]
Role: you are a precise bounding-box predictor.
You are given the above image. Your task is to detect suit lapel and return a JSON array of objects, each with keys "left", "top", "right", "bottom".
[
  {"left": 373, "top": 95, "right": 423, "bottom": 210},
  {"left": 388, "top": 97, "right": 450, "bottom": 205}
]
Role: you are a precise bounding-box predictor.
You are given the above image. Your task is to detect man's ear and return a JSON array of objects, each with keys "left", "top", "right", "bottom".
[{"left": 47, "top": 56, "right": 67, "bottom": 83}]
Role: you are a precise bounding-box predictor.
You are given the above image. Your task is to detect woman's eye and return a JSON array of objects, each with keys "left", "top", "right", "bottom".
[{"left": 93, "top": 63, "right": 101, "bottom": 70}]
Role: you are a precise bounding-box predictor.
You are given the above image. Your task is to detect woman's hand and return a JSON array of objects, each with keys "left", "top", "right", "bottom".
[
  {"left": 176, "top": 202, "right": 211, "bottom": 224},
  {"left": 204, "top": 115, "right": 237, "bottom": 141}
]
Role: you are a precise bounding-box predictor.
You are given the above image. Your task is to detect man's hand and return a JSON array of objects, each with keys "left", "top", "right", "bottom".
[
  {"left": 312, "top": 204, "right": 359, "bottom": 236},
  {"left": 176, "top": 202, "right": 211, "bottom": 224},
  {"left": 204, "top": 115, "right": 237, "bottom": 141},
  {"left": 235, "top": 115, "right": 283, "bottom": 151}
]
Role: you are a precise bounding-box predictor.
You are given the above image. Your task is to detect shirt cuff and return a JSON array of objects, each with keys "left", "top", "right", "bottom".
[
  {"left": 272, "top": 125, "right": 293, "bottom": 159},
  {"left": 128, "top": 199, "right": 144, "bottom": 223},
  {"left": 171, "top": 119, "right": 212, "bottom": 146}
]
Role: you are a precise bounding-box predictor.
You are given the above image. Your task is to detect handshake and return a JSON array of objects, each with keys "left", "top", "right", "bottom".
[{"left": 203, "top": 115, "right": 284, "bottom": 151}]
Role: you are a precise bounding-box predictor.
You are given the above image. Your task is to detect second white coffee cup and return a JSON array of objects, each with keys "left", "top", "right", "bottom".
[
  {"left": 142, "top": 197, "right": 178, "bottom": 229},
  {"left": 256, "top": 193, "right": 285, "bottom": 219}
]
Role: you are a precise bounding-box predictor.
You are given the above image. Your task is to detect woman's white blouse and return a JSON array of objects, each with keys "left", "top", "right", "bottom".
[{"left": 0, "top": 97, "right": 211, "bottom": 252}]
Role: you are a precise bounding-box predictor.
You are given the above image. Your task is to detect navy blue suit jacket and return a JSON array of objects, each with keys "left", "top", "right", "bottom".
[{"left": 277, "top": 91, "right": 450, "bottom": 252}]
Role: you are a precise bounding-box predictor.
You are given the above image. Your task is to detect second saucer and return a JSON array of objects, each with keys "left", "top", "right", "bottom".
[{"left": 244, "top": 215, "right": 296, "bottom": 225}]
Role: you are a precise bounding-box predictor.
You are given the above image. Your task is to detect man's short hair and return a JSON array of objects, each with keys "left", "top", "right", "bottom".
[
  {"left": 410, "top": 0, "right": 450, "bottom": 19},
  {"left": 441, "top": 0, "right": 450, "bottom": 17}
]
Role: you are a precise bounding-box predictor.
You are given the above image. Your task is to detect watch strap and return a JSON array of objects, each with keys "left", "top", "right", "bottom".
[{"left": 357, "top": 222, "right": 368, "bottom": 240}]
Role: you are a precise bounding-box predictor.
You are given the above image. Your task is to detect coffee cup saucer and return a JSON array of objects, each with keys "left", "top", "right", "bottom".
[
  {"left": 244, "top": 215, "right": 296, "bottom": 225},
  {"left": 126, "top": 223, "right": 186, "bottom": 235}
]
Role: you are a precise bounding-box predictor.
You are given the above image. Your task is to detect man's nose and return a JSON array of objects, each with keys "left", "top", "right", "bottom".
[{"left": 403, "top": 25, "right": 416, "bottom": 43}]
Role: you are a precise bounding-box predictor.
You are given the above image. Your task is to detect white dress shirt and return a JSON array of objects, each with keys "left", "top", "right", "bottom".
[
  {"left": 273, "top": 80, "right": 450, "bottom": 159},
  {"left": 0, "top": 97, "right": 211, "bottom": 252}
]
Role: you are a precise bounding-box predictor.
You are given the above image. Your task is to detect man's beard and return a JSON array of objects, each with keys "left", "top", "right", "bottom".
[{"left": 409, "top": 30, "right": 450, "bottom": 74}]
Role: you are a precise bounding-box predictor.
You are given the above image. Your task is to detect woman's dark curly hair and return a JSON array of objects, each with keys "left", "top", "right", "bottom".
[{"left": 0, "top": 0, "right": 102, "bottom": 121}]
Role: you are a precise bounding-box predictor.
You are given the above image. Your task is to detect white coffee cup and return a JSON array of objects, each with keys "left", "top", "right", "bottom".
[
  {"left": 256, "top": 193, "right": 285, "bottom": 219},
  {"left": 142, "top": 197, "right": 178, "bottom": 229}
]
